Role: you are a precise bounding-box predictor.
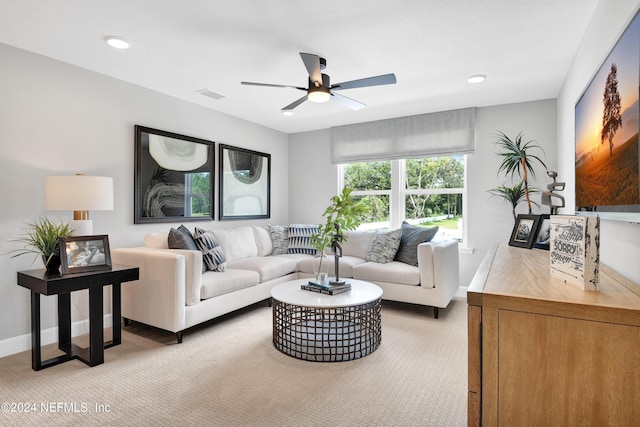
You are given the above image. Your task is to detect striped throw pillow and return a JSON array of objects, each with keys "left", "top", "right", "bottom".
[
  {"left": 287, "top": 224, "right": 319, "bottom": 255},
  {"left": 193, "top": 227, "right": 227, "bottom": 272}
]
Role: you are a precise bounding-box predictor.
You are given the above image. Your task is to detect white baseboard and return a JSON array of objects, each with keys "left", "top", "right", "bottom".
[{"left": 0, "top": 314, "right": 113, "bottom": 359}]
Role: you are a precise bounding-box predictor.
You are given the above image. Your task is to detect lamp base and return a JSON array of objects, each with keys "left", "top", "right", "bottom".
[{"left": 70, "top": 219, "right": 93, "bottom": 236}]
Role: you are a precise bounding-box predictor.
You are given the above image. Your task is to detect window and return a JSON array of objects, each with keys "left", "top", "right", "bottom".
[
  {"left": 340, "top": 156, "right": 466, "bottom": 241},
  {"left": 184, "top": 172, "right": 211, "bottom": 217}
]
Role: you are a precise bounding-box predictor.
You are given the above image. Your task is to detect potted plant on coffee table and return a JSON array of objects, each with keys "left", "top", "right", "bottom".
[
  {"left": 310, "top": 187, "right": 366, "bottom": 284},
  {"left": 9, "top": 217, "right": 73, "bottom": 273}
]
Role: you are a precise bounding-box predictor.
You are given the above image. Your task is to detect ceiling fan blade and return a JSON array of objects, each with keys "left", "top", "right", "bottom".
[
  {"left": 331, "top": 92, "right": 366, "bottom": 110},
  {"left": 331, "top": 73, "right": 397, "bottom": 90},
  {"left": 241, "top": 81, "right": 306, "bottom": 91},
  {"left": 282, "top": 95, "right": 308, "bottom": 111},
  {"left": 299, "top": 52, "right": 322, "bottom": 85}
]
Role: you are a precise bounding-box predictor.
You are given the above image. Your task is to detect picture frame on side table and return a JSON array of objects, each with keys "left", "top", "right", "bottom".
[
  {"left": 508, "top": 214, "right": 542, "bottom": 249},
  {"left": 134, "top": 125, "right": 215, "bottom": 224},
  {"left": 59, "top": 235, "right": 112, "bottom": 274},
  {"left": 533, "top": 214, "right": 551, "bottom": 250},
  {"left": 219, "top": 144, "right": 271, "bottom": 220}
]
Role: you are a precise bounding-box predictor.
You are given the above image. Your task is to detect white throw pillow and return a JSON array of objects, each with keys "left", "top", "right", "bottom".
[
  {"left": 341, "top": 230, "right": 375, "bottom": 259},
  {"left": 210, "top": 226, "right": 258, "bottom": 262},
  {"left": 252, "top": 226, "right": 273, "bottom": 257}
]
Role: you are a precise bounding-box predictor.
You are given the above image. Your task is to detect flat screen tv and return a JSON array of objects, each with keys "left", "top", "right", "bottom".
[{"left": 575, "top": 10, "right": 640, "bottom": 221}]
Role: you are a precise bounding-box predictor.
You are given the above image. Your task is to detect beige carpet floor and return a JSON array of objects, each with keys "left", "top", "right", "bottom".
[{"left": 0, "top": 297, "right": 468, "bottom": 427}]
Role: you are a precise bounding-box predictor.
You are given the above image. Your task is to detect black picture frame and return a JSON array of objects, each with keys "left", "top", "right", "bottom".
[
  {"left": 59, "top": 235, "right": 112, "bottom": 275},
  {"left": 508, "top": 214, "right": 542, "bottom": 249},
  {"left": 533, "top": 214, "right": 551, "bottom": 250},
  {"left": 219, "top": 144, "right": 271, "bottom": 220},
  {"left": 134, "top": 125, "right": 215, "bottom": 224}
]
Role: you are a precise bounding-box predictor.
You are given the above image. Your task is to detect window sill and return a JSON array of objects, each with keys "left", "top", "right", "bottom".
[{"left": 458, "top": 246, "right": 474, "bottom": 255}]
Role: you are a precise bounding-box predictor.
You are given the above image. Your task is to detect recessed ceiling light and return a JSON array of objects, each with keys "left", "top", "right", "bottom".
[
  {"left": 104, "top": 36, "right": 130, "bottom": 49},
  {"left": 467, "top": 74, "right": 486, "bottom": 84},
  {"left": 281, "top": 110, "right": 294, "bottom": 116}
]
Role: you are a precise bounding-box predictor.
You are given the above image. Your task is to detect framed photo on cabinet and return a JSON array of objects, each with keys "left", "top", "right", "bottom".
[{"left": 508, "top": 214, "right": 542, "bottom": 249}]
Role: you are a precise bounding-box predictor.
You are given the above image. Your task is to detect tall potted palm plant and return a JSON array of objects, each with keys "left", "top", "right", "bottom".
[
  {"left": 493, "top": 131, "right": 547, "bottom": 215},
  {"left": 488, "top": 183, "right": 540, "bottom": 222}
]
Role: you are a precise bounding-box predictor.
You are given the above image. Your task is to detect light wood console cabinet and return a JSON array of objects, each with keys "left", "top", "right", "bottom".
[{"left": 467, "top": 244, "right": 640, "bottom": 427}]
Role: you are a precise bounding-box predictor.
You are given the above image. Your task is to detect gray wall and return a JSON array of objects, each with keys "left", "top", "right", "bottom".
[
  {"left": 557, "top": 0, "right": 640, "bottom": 283},
  {"left": 288, "top": 99, "right": 558, "bottom": 287},
  {"left": 0, "top": 44, "right": 289, "bottom": 348}
]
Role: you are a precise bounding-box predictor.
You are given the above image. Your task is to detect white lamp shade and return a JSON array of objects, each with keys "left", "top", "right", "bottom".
[{"left": 45, "top": 175, "right": 114, "bottom": 211}]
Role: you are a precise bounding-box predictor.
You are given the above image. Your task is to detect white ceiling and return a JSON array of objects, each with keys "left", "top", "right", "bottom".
[{"left": 0, "top": 0, "right": 598, "bottom": 134}]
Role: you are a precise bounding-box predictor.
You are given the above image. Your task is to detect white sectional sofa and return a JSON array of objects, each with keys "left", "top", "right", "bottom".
[{"left": 111, "top": 224, "right": 459, "bottom": 343}]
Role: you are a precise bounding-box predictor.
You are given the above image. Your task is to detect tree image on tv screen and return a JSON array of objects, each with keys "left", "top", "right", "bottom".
[{"left": 602, "top": 63, "right": 623, "bottom": 158}]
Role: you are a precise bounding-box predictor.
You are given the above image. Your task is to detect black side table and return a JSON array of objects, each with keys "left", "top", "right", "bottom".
[{"left": 17, "top": 264, "right": 139, "bottom": 370}]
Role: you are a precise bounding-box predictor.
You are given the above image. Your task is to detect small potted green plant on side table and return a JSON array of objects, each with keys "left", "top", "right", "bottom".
[{"left": 9, "top": 217, "right": 73, "bottom": 273}]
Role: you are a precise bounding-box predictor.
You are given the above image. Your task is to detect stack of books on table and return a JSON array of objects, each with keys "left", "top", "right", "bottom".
[{"left": 301, "top": 280, "right": 351, "bottom": 295}]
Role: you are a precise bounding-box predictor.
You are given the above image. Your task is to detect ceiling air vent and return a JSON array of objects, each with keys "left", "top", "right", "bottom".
[{"left": 196, "top": 88, "right": 225, "bottom": 100}]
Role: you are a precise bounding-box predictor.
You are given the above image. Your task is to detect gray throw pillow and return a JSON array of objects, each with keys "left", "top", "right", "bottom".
[
  {"left": 169, "top": 225, "right": 206, "bottom": 273},
  {"left": 193, "top": 227, "right": 227, "bottom": 272},
  {"left": 269, "top": 225, "right": 289, "bottom": 255},
  {"left": 394, "top": 222, "right": 439, "bottom": 266},
  {"left": 366, "top": 228, "right": 402, "bottom": 264}
]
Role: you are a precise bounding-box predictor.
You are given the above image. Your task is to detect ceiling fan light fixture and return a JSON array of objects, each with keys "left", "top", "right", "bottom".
[
  {"left": 467, "top": 74, "right": 486, "bottom": 84},
  {"left": 104, "top": 36, "right": 130, "bottom": 49},
  {"left": 307, "top": 87, "right": 330, "bottom": 103}
]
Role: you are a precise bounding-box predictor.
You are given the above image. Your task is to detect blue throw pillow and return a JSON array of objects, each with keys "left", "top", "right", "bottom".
[
  {"left": 394, "top": 222, "right": 439, "bottom": 266},
  {"left": 169, "top": 225, "right": 206, "bottom": 273},
  {"left": 287, "top": 224, "right": 318, "bottom": 255}
]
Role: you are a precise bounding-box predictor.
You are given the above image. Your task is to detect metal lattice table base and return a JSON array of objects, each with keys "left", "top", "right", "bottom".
[{"left": 272, "top": 298, "right": 382, "bottom": 362}]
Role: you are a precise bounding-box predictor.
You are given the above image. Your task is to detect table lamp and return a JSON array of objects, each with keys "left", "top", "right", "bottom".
[{"left": 45, "top": 174, "right": 114, "bottom": 236}]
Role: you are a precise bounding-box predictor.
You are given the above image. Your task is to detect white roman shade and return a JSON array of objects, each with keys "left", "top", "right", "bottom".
[{"left": 330, "top": 107, "right": 476, "bottom": 164}]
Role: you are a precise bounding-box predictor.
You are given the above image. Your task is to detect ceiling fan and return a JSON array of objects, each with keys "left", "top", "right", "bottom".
[{"left": 241, "top": 52, "right": 397, "bottom": 112}]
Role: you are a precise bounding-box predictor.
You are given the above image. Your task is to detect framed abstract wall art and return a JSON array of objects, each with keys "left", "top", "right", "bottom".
[
  {"left": 219, "top": 144, "right": 271, "bottom": 220},
  {"left": 134, "top": 125, "right": 215, "bottom": 223}
]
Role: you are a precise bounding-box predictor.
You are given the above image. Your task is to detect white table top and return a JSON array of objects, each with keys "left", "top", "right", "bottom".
[{"left": 271, "top": 278, "right": 383, "bottom": 308}]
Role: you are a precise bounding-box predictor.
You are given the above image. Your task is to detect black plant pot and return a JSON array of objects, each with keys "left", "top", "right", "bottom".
[{"left": 43, "top": 254, "right": 61, "bottom": 274}]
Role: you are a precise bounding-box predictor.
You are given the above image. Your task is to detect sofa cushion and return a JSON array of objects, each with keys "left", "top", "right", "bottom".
[
  {"left": 394, "top": 222, "right": 439, "bottom": 267},
  {"left": 298, "top": 254, "right": 365, "bottom": 278},
  {"left": 211, "top": 226, "right": 258, "bottom": 262},
  {"left": 168, "top": 225, "right": 206, "bottom": 274},
  {"left": 342, "top": 230, "right": 375, "bottom": 259},
  {"left": 366, "top": 228, "right": 402, "bottom": 263},
  {"left": 200, "top": 269, "right": 260, "bottom": 300},
  {"left": 353, "top": 261, "right": 421, "bottom": 286},
  {"left": 276, "top": 253, "right": 313, "bottom": 271},
  {"left": 194, "top": 227, "right": 227, "bottom": 272},
  {"left": 268, "top": 225, "right": 289, "bottom": 255},
  {"left": 227, "top": 256, "right": 297, "bottom": 282},
  {"left": 287, "top": 224, "right": 318, "bottom": 255},
  {"left": 252, "top": 226, "right": 273, "bottom": 256}
]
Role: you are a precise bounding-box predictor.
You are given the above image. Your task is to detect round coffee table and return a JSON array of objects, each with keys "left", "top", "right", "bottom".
[{"left": 271, "top": 278, "right": 382, "bottom": 362}]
